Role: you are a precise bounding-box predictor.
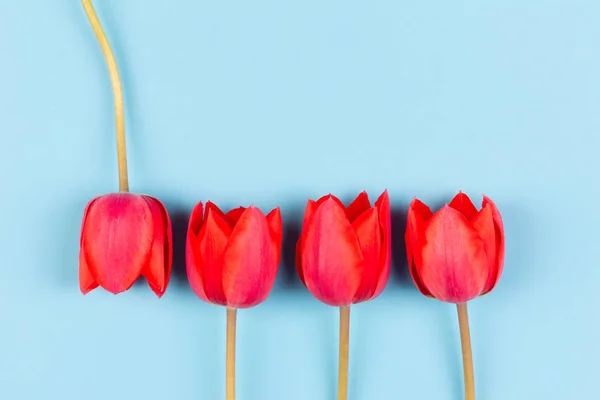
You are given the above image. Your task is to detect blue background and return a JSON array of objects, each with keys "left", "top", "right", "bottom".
[{"left": 1, "top": 1, "right": 599, "bottom": 399}]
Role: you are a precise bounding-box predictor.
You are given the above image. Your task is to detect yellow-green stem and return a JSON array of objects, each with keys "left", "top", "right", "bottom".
[
  {"left": 457, "top": 303, "right": 475, "bottom": 400},
  {"left": 81, "top": 0, "right": 129, "bottom": 192},
  {"left": 338, "top": 306, "right": 350, "bottom": 400},
  {"left": 226, "top": 308, "right": 237, "bottom": 400}
]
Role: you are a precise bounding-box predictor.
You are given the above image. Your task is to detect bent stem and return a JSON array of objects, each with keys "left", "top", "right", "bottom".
[
  {"left": 457, "top": 303, "right": 475, "bottom": 400},
  {"left": 226, "top": 308, "right": 237, "bottom": 400},
  {"left": 81, "top": 0, "right": 129, "bottom": 192},
  {"left": 338, "top": 306, "right": 350, "bottom": 400}
]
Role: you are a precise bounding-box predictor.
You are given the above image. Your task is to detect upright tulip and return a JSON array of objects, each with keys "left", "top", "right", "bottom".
[
  {"left": 405, "top": 192, "right": 505, "bottom": 400},
  {"left": 79, "top": 0, "right": 172, "bottom": 297},
  {"left": 296, "top": 191, "right": 391, "bottom": 400},
  {"left": 79, "top": 193, "right": 172, "bottom": 296},
  {"left": 186, "top": 201, "right": 282, "bottom": 400},
  {"left": 405, "top": 192, "right": 504, "bottom": 303}
]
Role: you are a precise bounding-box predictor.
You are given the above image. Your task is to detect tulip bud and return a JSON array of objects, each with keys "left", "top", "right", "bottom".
[
  {"left": 79, "top": 193, "right": 173, "bottom": 297},
  {"left": 405, "top": 192, "right": 505, "bottom": 303},
  {"left": 186, "top": 202, "right": 282, "bottom": 309},
  {"left": 296, "top": 191, "right": 391, "bottom": 306}
]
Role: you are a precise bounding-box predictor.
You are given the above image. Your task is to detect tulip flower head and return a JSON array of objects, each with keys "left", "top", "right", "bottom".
[
  {"left": 79, "top": 193, "right": 173, "bottom": 297},
  {"left": 186, "top": 202, "right": 282, "bottom": 309},
  {"left": 405, "top": 192, "right": 505, "bottom": 303},
  {"left": 296, "top": 191, "right": 391, "bottom": 306}
]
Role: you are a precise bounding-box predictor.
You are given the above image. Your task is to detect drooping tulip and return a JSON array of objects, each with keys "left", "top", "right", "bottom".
[
  {"left": 296, "top": 190, "right": 391, "bottom": 306},
  {"left": 296, "top": 190, "right": 391, "bottom": 400},
  {"left": 79, "top": 0, "right": 172, "bottom": 298},
  {"left": 405, "top": 191, "right": 505, "bottom": 400},
  {"left": 405, "top": 192, "right": 505, "bottom": 303},
  {"left": 79, "top": 193, "right": 173, "bottom": 297}
]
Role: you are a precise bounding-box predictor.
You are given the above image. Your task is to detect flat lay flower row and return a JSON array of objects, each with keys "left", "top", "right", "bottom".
[{"left": 80, "top": 189, "right": 504, "bottom": 400}]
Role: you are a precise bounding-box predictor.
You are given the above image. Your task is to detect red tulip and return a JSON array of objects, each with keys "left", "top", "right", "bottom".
[
  {"left": 186, "top": 202, "right": 282, "bottom": 309},
  {"left": 296, "top": 191, "right": 391, "bottom": 306},
  {"left": 79, "top": 193, "right": 173, "bottom": 297},
  {"left": 405, "top": 192, "right": 505, "bottom": 303}
]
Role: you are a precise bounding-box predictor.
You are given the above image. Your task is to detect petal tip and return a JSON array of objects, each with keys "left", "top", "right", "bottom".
[
  {"left": 267, "top": 206, "right": 282, "bottom": 217},
  {"left": 377, "top": 189, "right": 390, "bottom": 202}
]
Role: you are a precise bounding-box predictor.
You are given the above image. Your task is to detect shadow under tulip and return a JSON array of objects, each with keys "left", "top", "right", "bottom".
[
  {"left": 389, "top": 206, "right": 412, "bottom": 287},
  {"left": 168, "top": 208, "right": 191, "bottom": 289},
  {"left": 277, "top": 208, "right": 305, "bottom": 290}
]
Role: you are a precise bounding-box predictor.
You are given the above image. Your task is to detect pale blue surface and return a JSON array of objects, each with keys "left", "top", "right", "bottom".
[{"left": 1, "top": 1, "right": 599, "bottom": 399}]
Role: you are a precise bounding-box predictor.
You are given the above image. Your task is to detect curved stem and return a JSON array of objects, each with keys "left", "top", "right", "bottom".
[
  {"left": 226, "top": 308, "right": 237, "bottom": 400},
  {"left": 81, "top": 0, "right": 129, "bottom": 192},
  {"left": 457, "top": 303, "right": 475, "bottom": 400},
  {"left": 337, "top": 306, "right": 350, "bottom": 400}
]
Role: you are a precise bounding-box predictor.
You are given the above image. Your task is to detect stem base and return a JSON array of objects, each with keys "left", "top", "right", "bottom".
[
  {"left": 457, "top": 303, "right": 475, "bottom": 400},
  {"left": 226, "top": 308, "right": 237, "bottom": 400},
  {"left": 338, "top": 306, "right": 350, "bottom": 400}
]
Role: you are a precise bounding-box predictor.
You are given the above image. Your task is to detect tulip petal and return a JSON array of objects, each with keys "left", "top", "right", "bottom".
[
  {"left": 204, "top": 201, "right": 229, "bottom": 227},
  {"left": 189, "top": 201, "right": 205, "bottom": 236},
  {"left": 301, "top": 200, "right": 319, "bottom": 228},
  {"left": 410, "top": 198, "right": 433, "bottom": 221},
  {"left": 225, "top": 206, "right": 247, "bottom": 227},
  {"left": 79, "top": 197, "right": 100, "bottom": 294},
  {"left": 141, "top": 196, "right": 172, "bottom": 298},
  {"left": 449, "top": 192, "right": 478, "bottom": 220},
  {"left": 223, "top": 207, "right": 279, "bottom": 308},
  {"left": 266, "top": 207, "right": 283, "bottom": 296},
  {"left": 371, "top": 190, "right": 391, "bottom": 299},
  {"left": 186, "top": 202, "right": 211, "bottom": 302},
  {"left": 345, "top": 191, "right": 371, "bottom": 223},
  {"left": 419, "top": 206, "right": 488, "bottom": 303},
  {"left": 81, "top": 193, "right": 153, "bottom": 294},
  {"left": 300, "top": 198, "right": 363, "bottom": 306},
  {"left": 297, "top": 194, "right": 349, "bottom": 291},
  {"left": 296, "top": 199, "right": 320, "bottom": 286},
  {"left": 79, "top": 196, "right": 99, "bottom": 245},
  {"left": 405, "top": 199, "right": 434, "bottom": 297},
  {"left": 316, "top": 194, "right": 346, "bottom": 208},
  {"left": 351, "top": 207, "right": 381, "bottom": 303},
  {"left": 197, "top": 202, "right": 231, "bottom": 304},
  {"left": 481, "top": 196, "right": 505, "bottom": 294},
  {"left": 304, "top": 194, "right": 346, "bottom": 224},
  {"left": 79, "top": 251, "right": 99, "bottom": 294},
  {"left": 471, "top": 203, "right": 495, "bottom": 270},
  {"left": 266, "top": 207, "right": 283, "bottom": 249}
]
